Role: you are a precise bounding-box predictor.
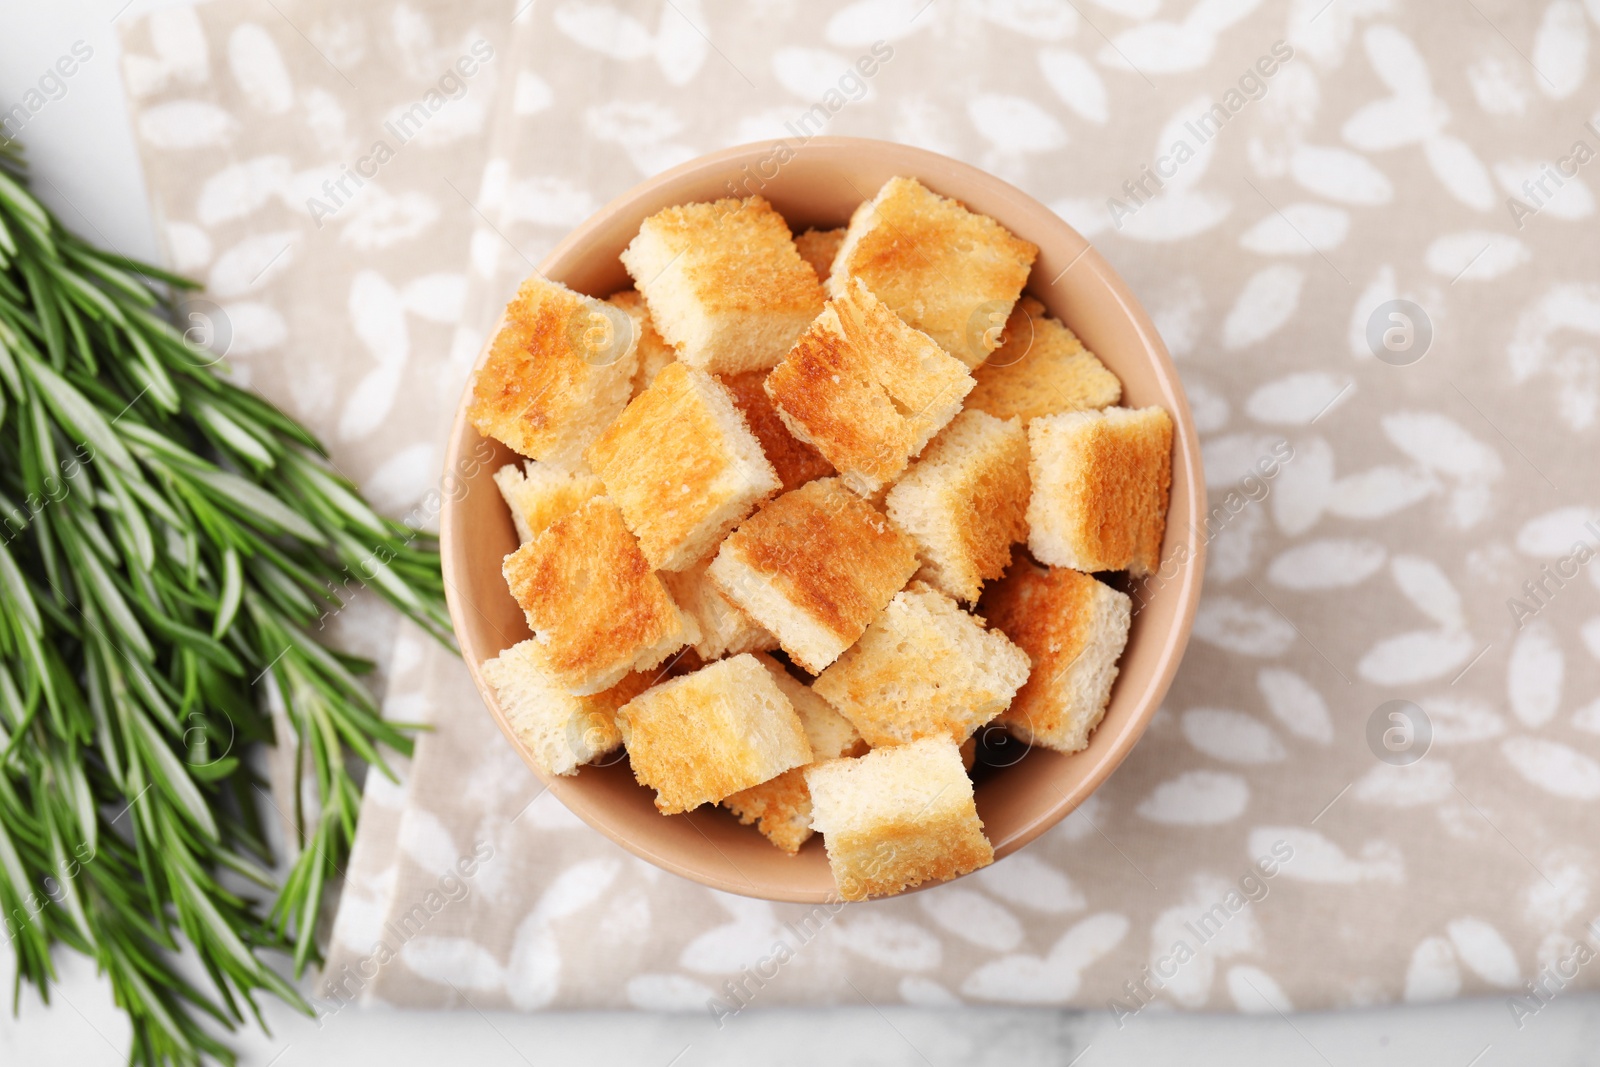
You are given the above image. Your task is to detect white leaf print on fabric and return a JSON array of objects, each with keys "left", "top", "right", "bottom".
[
  {"left": 552, "top": 2, "right": 655, "bottom": 59},
  {"left": 1182, "top": 709, "right": 1286, "bottom": 763},
  {"left": 197, "top": 156, "right": 292, "bottom": 226},
  {"left": 1271, "top": 436, "right": 1334, "bottom": 536},
  {"left": 1147, "top": 873, "right": 1264, "bottom": 1007},
  {"left": 339, "top": 189, "right": 442, "bottom": 250},
  {"left": 656, "top": 0, "right": 711, "bottom": 86},
  {"left": 918, "top": 887, "right": 1025, "bottom": 950},
  {"left": 1516, "top": 506, "right": 1600, "bottom": 555},
  {"left": 1256, "top": 668, "right": 1333, "bottom": 744},
  {"left": 1425, "top": 232, "right": 1529, "bottom": 281},
  {"left": 402, "top": 273, "right": 467, "bottom": 323},
  {"left": 1446, "top": 918, "right": 1520, "bottom": 987},
  {"left": 228, "top": 24, "right": 294, "bottom": 114},
  {"left": 898, "top": 975, "right": 963, "bottom": 1007},
  {"left": 836, "top": 913, "right": 943, "bottom": 971},
  {"left": 961, "top": 913, "right": 1129, "bottom": 1002},
  {"left": 1202, "top": 432, "right": 1289, "bottom": 487},
  {"left": 1404, "top": 937, "right": 1461, "bottom": 1002},
  {"left": 1137, "top": 770, "right": 1251, "bottom": 824},
  {"left": 147, "top": 6, "right": 211, "bottom": 85},
  {"left": 1421, "top": 135, "right": 1496, "bottom": 211},
  {"left": 1381, "top": 411, "right": 1504, "bottom": 482},
  {"left": 971, "top": 0, "right": 1080, "bottom": 39},
  {"left": 1533, "top": 1, "right": 1589, "bottom": 99},
  {"left": 1329, "top": 465, "right": 1441, "bottom": 521},
  {"left": 626, "top": 973, "right": 718, "bottom": 1009},
  {"left": 1268, "top": 539, "right": 1386, "bottom": 590},
  {"left": 1508, "top": 622, "right": 1564, "bottom": 728},
  {"left": 1038, "top": 49, "right": 1108, "bottom": 124},
  {"left": 1249, "top": 826, "right": 1403, "bottom": 884},
  {"left": 1424, "top": 696, "right": 1508, "bottom": 745},
  {"left": 968, "top": 93, "right": 1069, "bottom": 156},
  {"left": 403, "top": 937, "right": 506, "bottom": 992},
  {"left": 1502, "top": 738, "right": 1600, "bottom": 799},
  {"left": 1223, "top": 265, "right": 1303, "bottom": 350},
  {"left": 974, "top": 853, "right": 1087, "bottom": 913},
  {"left": 166, "top": 222, "right": 213, "bottom": 271},
  {"left": 1390, "top": 556, "right": 1466, "bottom": 630},
  {"left": 1239, "top": 204, "right": 1350, "bottom": 256},
  {"left": 1098, "top": 0, "right": 1264, "bottom": 74},
  {"left": 1241, "top": 371, "right": 1344, "bottom": 425},
  {"left": 514, "top": 71, "right": 554, "bottom": 114},
  {"left": 1289, "top": 144, "right": 1393, "bottom": 204},
  {"left": 1494, "top": 160, "right": 1595, "bottom": 221},
  {"left": 214, "top": 301, "right": 287, "bottom": 356},
  {"left": 679, "top": 895, "right": 781, "bottom": 973},
  {"left": 139, "top": 100, "right": 238, "bottom": 148},
  {"left": 1228, "top": 965, "right": 1293, "bottom": 1012},
  {"left": 825, "top": 0, "right": 935, "bottom": 47},
  {"left": 207, "top": 231, "right": 297, "bottom": 298},
  {"left": 1352, "top": 760, "right": 1454, "bottom": 807},
  {"left": 1193, "top": 597, "right": 1297, "bottom": 657},
  {"left": 1359, "top": 629, "right": 1476, "bottom": 686},
  {"left": 772, "top": 47, "right": 877, "bottom": 101}
]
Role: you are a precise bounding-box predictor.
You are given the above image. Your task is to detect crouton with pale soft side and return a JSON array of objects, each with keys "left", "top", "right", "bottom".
[
  {"left": 492, "top": 462, "right": 604, "bottom": 544},
  {"left": 793, "top": 226, "right": 845, "bottom": 284},
  {"left": 722, "top": 653, "right": 868, "bottom": 854},
  {"left": 607, "top": 289, "right": 679, "bottom": 397},
  {"left": 616, "top": 654, "right": 812, "bottom": 814},
  {"left": 469, "top": 275, "right": 638, "bottom": 469},
  {"left": 661, "top": 558, "right": 778, "bottom": 661},
  {"left": 1026, "top": 406, "right": 1173, "bottom": 576},
  {"left": 479, "top": 640, "right": 651, "bottom": 777},
  {"left": 885, "top": 409, "right": 1030, "bottom": 604},
  {"left": 830, "top": 176, "right": 1037, "bottom": 368},
  {"left": 765, "top": 278, "right": 973, "bottom": 496},
  {"left": 708, "top": 478, "right": 919, "bottom": 674},
  {"left": 979, "top": 562, "right": 1131, "bottom": 754},
  {"left": 502, "top": 497, "right": 694, "bottom": 695},
  {"left": 805, "top": 737, "right": 993, "bottom": 900},
  {"left": 586, "top": 361, "right": 780, "bottom": 571},
  {"left": 720, "top": 369, "right": 834, "bottom": 493},
  {"left": 620, "top": 196, "right": 824, "bottom": 375},
  {"left": 814, "top": 583, "right": 1030, "bottom": 747},
  {"left": 966, "top": 296, "right": 1122, "bottom": 423}
]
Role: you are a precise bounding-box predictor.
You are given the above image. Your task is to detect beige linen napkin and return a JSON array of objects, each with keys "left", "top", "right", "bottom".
[{"left": 122, "top": 0, "right": 1600, "bottom": 1017}]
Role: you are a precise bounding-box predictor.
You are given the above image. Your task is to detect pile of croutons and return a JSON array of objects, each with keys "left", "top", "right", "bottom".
[{"left": 471, "top": 176, "right": 1172, "bottom": 901}]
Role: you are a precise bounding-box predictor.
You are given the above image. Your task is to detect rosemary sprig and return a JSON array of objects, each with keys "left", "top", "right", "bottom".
[{"left": 0, "top": 141, "right": 453, "bottom": 1064}]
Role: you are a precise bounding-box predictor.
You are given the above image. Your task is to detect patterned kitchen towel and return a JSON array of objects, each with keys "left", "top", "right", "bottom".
[{"left": 121, "top": 0, "right": 1600, "bottom": 1018}]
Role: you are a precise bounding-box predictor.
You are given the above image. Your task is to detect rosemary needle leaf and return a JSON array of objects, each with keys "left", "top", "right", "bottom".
[{"left": 0, "top": 138, "right": 450, "bottom": 1065}]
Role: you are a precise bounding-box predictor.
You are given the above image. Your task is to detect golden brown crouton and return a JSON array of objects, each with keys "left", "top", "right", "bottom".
[
  {"left": 607, "top": 288, "right": 679, "bottom": 397},
  {"left": 805, "top": 738, "right": 993, "bottom": 900},
  {"left": 793, "top": 226, "right": 845, "bottom": 284},
  {"left": 707, "top": 478, "right": 919, "bottom": 673},
  {"left": 479, "top": 640, "right": 650, "bottom": 777},
  {"left": 830, "top": 176, "right": 1037, "bottom": 368},
  {"left": 966, "top": 296, "right": 1122, "bottom": 423},
  {"left": 492, "top": 462, "right": 604, "bottom": 544},
  {"left": 586, "top": 362, "right": 780, "bottom": 571},
  {"left": 764, "top": 278, "right": 973, "bottom": 496},
  {"left": 1026, "top": 406, "right": 1173, "bottom": 576},
  {"left": 501, "top": 497, "right": 694, "bottom": 695},
  {"left": 722, "top": 652, "right": 868, "bottom": 854},
  {"left": 616, "top": 654, "right": 812, "bottom": 814},
  {"left": 660, "top": 558, "right": 779, "bottom": 661},
  {"left": 885, "top": 410, "right": 1031, "bottom": 604},
  {"left": 813, "top": 583, "right": 1030, "bottom": 747},
  {"left": 980, "top": 561, "right": 1131, "bottom": 754},
  {"left": 719, "top": 369, "right": 834, "bottom": 493},
  {"left": 620, "top": 196, "right": 825, "bottom": 374},
  {"left": 469, "top": 275, "right": 638, "bottom": 468}
]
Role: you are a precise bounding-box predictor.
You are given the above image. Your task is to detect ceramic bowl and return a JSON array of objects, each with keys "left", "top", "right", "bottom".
[{"left": 440, "top": 137, "right": 1205, "bottom": 903}]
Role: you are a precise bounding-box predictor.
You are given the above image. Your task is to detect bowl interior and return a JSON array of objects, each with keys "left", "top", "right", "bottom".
[{"left": 441, "top": 137, "right": 1205, "bottom": 904}]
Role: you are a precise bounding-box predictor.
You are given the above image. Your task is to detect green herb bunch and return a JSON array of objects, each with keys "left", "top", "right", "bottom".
[{"left": 0, "top": 140, "right": 453, "bottom": 1064}]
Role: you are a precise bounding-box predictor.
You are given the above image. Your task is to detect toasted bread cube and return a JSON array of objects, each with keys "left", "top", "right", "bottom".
[
  {"left": 469, "top": 275, "right": 639, "bottom": 468},
  {"left": 620, "top": 196, "right": 825, "bottom": 375},
  {"left": 885, "top": 410, "right": 1030, "bottom": 604},
  {"left": 720, "top": 369, "right": 834, "bottom": 493},
  {"left": 492, "top": 462, "right": 604, "bottom": 544},
  {"left": 480, "top": 640, "right": 651, "bottom": 777},
  {"left": 723, "top": 652, "right": 868, "bottom": 854},
  {"left": 814, "top": 583, "right": 1030, "bottom": 747},
  {"left": 805, "top": 738, "right": 993, "bottom": 900},
  {"left": 980, "top": 562, "right": 1131, "bottom": 754},
  {"left": 661, "top": 558, "right": 779, "bottom": 660},
  {"left": 967, "top": 297, "right": 1122, "bottom": 423},
  {"left": 794, "top": 227, "right": 845, "bottom": 284},
  {"left": 608, "top": 289, "right": 679, "bottom": 397},
  {"left": 1027, "top": 406, "right": 1173, "bottom": 577},
  {"left": 502, "top": 498, "right": 694, "bottom": 695},
  {"left": 708, "top": 478, "right": 919, "bottom": 673},
  {"left": 616, "top": 654, "right": 812, "bottom": 814},
  {"left": 830, "top": 177, "right": 1037, "bottom": 368},
  {"left": 765, "top": 278, "right": 973, "bottom": 495},
  {"left": 586, "top": 362, "right": 780, "bottom": 571}
]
